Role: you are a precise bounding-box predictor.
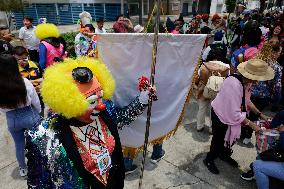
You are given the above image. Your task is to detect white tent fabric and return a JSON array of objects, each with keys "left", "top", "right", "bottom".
[{"left": 97, "top": 33, "right": 206, "bottom": 148}]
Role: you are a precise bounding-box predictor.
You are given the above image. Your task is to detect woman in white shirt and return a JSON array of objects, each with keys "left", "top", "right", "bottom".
[{"left": 0, "top": 54, "right": 41, "bottom": 177}]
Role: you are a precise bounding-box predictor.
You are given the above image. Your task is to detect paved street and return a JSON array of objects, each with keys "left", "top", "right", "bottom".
[{"left": 0, "top": 97, "right": 261, "bottom": 189}]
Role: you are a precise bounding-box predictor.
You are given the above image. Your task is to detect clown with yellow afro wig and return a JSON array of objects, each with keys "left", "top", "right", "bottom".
[
  {"left": 26, "top": 56, "right": 155, "bottom": 188},
  {"left": 35, "top": 23, "right": 67, "bottom": 70}
]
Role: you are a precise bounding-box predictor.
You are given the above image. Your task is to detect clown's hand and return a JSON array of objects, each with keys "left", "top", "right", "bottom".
[
  {"left": 138, "top": 76, "right": 158, "bottom": 104},
  {"left": 138, "top": 86, "right": 157, "bottom": 105},
  {"left": 139, "top": 90, "right": 150, "bottom": 104},
  {"left": 138, "top": 86, "right": 158, "bottom": 105}
]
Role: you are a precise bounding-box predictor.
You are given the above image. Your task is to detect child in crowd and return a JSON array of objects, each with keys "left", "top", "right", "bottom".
[{"left": 13, "top": 46, "right": 44, "bottom": 116}]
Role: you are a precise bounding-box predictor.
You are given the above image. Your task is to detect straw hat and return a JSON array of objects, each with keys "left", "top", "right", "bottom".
[{"left": 237, "top": 59, "right": 274, "bottom": 81}]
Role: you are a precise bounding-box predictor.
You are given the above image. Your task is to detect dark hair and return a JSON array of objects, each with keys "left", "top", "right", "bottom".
[
  {"left": 206, "top": 48, "right": 230, "bottom": 64},
  {"left": 0, "top": 54, "right": 27, "bottom": 109},
  {"left": 116, "top": 14, "right": 124, "bottom": 21},
  {"left": 13, "top": 46, "right": 28, "bottom": 56},
  {"left": 23, "top": 16, "right": 33, "bottom": 23},
  {"left": 84, "top": 24, "right": 95, "bottom": 32},
  {"left": 242, "top": 20, "right": 262, "bottom": 46},
  {"left": 96, "top": 18, "right": 104, "bottom": 23}
]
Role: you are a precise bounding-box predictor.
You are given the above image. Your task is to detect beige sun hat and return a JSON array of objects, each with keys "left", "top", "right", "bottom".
[{"left": 237, "top": 59, "right": 275, "bottom": 81}]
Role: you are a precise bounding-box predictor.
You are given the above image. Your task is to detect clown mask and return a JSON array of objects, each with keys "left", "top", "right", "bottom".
[{"left": 72, "top": 67, "right": 106, "bottom": 123}]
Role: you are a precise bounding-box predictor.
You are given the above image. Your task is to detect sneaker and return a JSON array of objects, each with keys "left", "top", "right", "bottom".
[
  {"left": 203, "top": 159, "right": 219, "bottom": 174},
  {"left": 125, "top": 164, "right": 138, "bottom": 175},
  {"left": 243, "top": 138, "right": 252, "bottom": 145},
  {"left": 150, "top": 149, "right": 165, "bottom": 164},
  {"left": 219, "top": 155, "right": 239, "bottom": 168},
  {"left": 19, "top": 168, "right": 28, "bottom": 177},
  {"left": 240, "top": 170, "right": 254, "bottom": 181}
]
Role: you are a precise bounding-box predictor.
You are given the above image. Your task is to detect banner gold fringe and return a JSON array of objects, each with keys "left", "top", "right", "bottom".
[{"left": 122, "top": 57, "right": 202, "bottom": 159}]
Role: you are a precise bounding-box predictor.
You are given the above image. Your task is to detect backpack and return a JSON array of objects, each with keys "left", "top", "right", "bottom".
[{"left": 202, "top": 63, "right": 226, "bottom": 99}]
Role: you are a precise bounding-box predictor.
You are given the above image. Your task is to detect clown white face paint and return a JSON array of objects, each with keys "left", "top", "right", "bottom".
[{"left": 87, "top": 89, "right": 105, "bottom": 120}]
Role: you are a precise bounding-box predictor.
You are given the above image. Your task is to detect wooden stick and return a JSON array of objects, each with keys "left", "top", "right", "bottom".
[{"left": 138, "top": 0, "right": 160, "bottom": 188}]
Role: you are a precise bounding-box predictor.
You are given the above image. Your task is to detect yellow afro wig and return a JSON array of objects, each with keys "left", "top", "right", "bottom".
[
  {"left": 35, "top": 23, "right": 60, "bottom": 40},
  {"left": 41, "top": 57, "right": 116, "bottom": 119}
]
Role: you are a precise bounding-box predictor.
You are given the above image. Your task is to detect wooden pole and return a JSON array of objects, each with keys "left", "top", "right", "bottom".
[{"left": 138, "top": 0, "right": 160, "bottom": 188}]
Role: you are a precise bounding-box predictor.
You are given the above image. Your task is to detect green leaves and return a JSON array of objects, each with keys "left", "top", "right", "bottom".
[
  {"left": 225, "top": 0, "right": 236, "bottom": 13},
  {"left": 0, "top": 0, "right": 24, "bottom": 11},
  {"left": 61, "top": 32, "right": 78, "bottom": 59}
]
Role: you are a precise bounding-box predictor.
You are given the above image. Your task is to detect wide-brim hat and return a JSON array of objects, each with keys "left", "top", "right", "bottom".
[{"left": 237, "top": 59, "right": 274, "bottom": 81}]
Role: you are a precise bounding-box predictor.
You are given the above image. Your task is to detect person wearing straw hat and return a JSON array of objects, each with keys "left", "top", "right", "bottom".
[{"left": 203, "top": 59, "right": 275, "bottom": 174}]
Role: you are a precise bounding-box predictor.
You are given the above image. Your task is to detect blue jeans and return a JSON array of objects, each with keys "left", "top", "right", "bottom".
[
  {"left": 6, "top": 106, "right": 40, "bottom": 168},
  {"left": 124, "top": 144, "right": 163, "bottom": 170},
  {"left": 253, "top": 160, "right": 284, "bottom": 189}
]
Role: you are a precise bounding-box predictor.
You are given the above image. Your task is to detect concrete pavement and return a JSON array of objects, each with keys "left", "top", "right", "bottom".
[{"left": 0, "top": 97, "right": 260, "bottom": 189}]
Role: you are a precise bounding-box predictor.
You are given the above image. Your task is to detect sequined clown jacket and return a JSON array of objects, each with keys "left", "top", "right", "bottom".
[{"left": 26, "top": 98, "right": 146, "bottom": 189}]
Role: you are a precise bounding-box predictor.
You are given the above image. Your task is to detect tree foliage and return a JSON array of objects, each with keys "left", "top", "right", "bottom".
[
  {"left": 0, "top": 0, "right": 24, "bottom": 12},
  {"left": 225, "top": 0, "right": 236, "bottom": 13}
]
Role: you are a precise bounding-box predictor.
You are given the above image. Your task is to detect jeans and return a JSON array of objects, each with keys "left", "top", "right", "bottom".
[
  {"left": 253, "top": 160, "right": 284, "bottom": 189},
  {"left": 124, "top": 144, "right": 163, "bottom": 170},
  {"left": 197, "top": 98, "right": 211, "bottom": 130},
  {"left": 6, "top": 106, "right": 40, "bottom": 168}
]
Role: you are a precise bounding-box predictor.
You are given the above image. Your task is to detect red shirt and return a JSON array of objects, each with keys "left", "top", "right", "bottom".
[{"left": 113, "top": 22, "right": 128, "bottom": 33}]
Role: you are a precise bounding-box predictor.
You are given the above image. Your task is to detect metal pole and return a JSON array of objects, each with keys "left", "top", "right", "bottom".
[
  {"left": 147, "top": 0, "right": 150, "bottom": 14},
  {"left": 138, "top": 0, "right": 160, "bottom": 188},
  {"left": 139, "top": 0, "right": 143, "bottom": 25},
  {"left": 121, "top": 0, "right": 124, "bottom": 14}
]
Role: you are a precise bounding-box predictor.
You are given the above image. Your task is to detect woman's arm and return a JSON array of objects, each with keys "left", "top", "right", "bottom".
[
  {"left": 248, "top": 101, "right": 270, "bottom": 121},
  {"left": 242, "top": 118, "right": 261, "bottom": 133},
  {"left": 25, "top": 79, "right": 41, "bottom": 113}
]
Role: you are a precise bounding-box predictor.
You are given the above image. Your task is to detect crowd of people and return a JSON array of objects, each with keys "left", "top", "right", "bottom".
[{"left": 0, "top": 7, "right": 284, "bottom": 189}]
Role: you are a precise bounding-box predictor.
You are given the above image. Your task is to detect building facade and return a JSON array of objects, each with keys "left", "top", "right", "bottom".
[{"left": 13, "top": 0, "right": 127, "bottom": 28}]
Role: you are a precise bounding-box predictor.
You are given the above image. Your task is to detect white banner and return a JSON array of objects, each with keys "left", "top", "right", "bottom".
[{"left": 97, "top": 33, "right": 206, "bottom": 148}]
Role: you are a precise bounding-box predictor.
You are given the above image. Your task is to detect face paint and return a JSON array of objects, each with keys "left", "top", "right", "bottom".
[{"left": 76, "top": 76, "right": 106, "bottom": 123}]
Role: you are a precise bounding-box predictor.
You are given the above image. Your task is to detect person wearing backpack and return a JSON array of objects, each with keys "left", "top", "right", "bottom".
[
  {"left": 203, "top": 59, "right": 274, "bottom": 174},
  {"left": 202, "top": 31, "right": 228, "bottom": 62},
  {"left": 196, "top": 49, "right": 230, "bottom": 133}
]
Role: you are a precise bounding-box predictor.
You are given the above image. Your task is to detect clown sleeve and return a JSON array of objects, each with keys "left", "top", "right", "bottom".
[{"left": 105, "top": 98, "right": 146, "bottom": 129}]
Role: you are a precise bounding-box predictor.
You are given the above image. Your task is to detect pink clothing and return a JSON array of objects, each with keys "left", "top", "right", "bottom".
[
  {"left": 171, "top": 30, "right": 180, "bottom": 34},
  {"left": 211, "top": 76, "right": 252, "bottom": 146},
  {"left": 244, "top": 47, "right": 259, "bottom": 61},
  {"left": 41, "top": 41, "right": 65, "bottom": 68}
]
